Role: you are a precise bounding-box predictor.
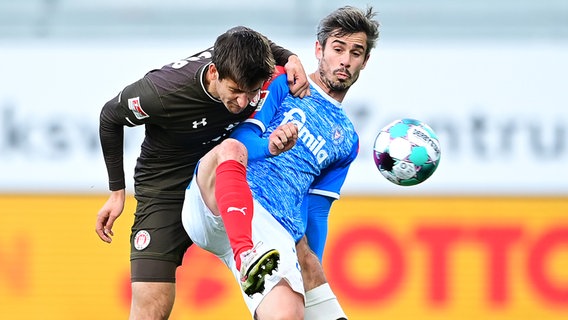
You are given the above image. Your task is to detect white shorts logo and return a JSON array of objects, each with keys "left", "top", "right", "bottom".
[{"left": 134, "top": 230, "right": 151, "bottom": 250}]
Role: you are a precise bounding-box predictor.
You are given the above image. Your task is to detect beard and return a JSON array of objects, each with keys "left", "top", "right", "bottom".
[{"left": 319, "top": 64, "right": 358, "bottom": 92}]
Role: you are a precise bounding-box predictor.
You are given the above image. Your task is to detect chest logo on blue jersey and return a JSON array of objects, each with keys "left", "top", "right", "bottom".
[
  {"left": 332, "top": 125, "right": 345, "bottom": 145},
  {"left": 281, "top": 108, "right": 329, "bottom": 164}
]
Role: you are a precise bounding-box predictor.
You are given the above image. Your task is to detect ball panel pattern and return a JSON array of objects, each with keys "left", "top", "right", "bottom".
[{"left": 373, "top": 119, "right": 441, "bottom": 186}]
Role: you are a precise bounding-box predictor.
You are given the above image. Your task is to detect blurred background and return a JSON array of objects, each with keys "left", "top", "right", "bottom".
[{"left": 1, "top": 0, "right": 567, "bottom": 319}]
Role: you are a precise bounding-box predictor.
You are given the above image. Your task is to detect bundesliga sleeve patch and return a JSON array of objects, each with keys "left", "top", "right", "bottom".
[
  {"left": 252, "top": 90, "right": 269, "bottom": 111},
  {"left": 128, "top": 97, "right": 149, "bottom": 120}
]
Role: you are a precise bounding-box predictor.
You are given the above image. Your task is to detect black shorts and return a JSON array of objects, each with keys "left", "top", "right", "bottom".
[{"left": 130, "top": 195, "right": 193, "bottom": 282}]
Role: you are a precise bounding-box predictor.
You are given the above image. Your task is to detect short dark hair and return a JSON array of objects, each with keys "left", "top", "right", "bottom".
[
  {"left": 212, "top": 26, "right": 275, "bottom": 90},
  {"left": 317, "top": 6, "right": 380, "bottom": 57}
]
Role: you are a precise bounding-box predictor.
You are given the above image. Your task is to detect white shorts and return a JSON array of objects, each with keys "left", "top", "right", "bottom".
[{"left": 181, "top": 177, "right": 305, "bottom": 316}]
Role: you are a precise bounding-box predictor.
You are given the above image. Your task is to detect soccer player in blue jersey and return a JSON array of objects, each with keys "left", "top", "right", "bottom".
[{"left": 181, "top": 6, "right": 379, "bottom": 320}]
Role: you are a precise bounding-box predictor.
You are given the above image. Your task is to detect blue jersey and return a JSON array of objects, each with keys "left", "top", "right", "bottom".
[{"left": 243, "top": 74, "right": 359, "bottom": 241}]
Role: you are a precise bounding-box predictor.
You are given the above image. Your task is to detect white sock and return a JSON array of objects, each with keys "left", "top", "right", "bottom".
[{"left": 304, "top": 283, "right": 347, "bottom": 320}]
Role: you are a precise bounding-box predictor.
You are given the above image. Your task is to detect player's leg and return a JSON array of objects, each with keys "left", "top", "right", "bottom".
[
  {"left": 297, "top": 236, "right": 327, "bottom": 290},
  {"left": 130, "top": 282, "right": 175, "bottom": 320},
  {"left": 129, "top": 196, "right": 192, "bottom": 319},
  {"left": 242, "top": 202, "right": 305, "bottom": 319},
  {"left": 196, "top": 138, "right": 254, "bottom": 262},
  {"left": 182, "top": 187, "right": 303, "bottom": 319},
  {"left": 195, "top": 139, "right": 279, "bottom": 294},
  {"left": 182, "top": 163, "right": 304, "bottom": 318},
  {"left": 296, "top": 236, "right": 348, "bottom": 320},
  {"left": 255, "top": 280, "right": 304, "bottom": 320}
]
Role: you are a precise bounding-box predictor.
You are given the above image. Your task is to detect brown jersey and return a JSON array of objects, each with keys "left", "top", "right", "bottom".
[{"left": 99, "top": 46, "right": 291, "bottom": 199}]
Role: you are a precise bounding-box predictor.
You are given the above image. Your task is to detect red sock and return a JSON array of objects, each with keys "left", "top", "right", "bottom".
[{"left": 215, "top": 160, "right": 254, "bottom": 269}]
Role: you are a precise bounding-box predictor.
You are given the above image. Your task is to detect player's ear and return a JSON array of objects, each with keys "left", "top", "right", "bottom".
[
  {"left": 314, "top": 40, "right": 323, "bottom": 60},
  {"left": 208, "top": 63, "right": 219, "bottom": 80},
  {"left": 361, "top": 54, "right": 371, "bottom": 70}
]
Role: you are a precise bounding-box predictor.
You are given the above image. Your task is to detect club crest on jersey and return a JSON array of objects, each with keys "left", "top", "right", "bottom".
[
  {"left": 332, "top": 125, "right": 345, "bottom": 145},
  {"left": 128, "top": 97, "right": 149, "bottom": 120},
  {"left": 134, "top": 230, "right": 151, "bottom": 250}
]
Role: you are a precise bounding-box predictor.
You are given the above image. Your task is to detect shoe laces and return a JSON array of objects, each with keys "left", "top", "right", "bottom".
[{"left": 241, "top": 241, "right": 264, "bottom": 263}]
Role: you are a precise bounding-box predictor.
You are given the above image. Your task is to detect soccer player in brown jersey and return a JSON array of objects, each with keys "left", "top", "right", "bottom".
[{"left": 95, "top": 26, "right": 310, "bottom": 319}]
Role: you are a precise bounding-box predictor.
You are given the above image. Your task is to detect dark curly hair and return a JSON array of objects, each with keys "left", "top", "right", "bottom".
[{"left": 212, "top": 26, "right": 275, "bottom": 90}]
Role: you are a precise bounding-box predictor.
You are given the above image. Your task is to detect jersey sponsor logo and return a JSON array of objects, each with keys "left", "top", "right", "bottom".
[
  {"left": 227, "top": 206, "right": 247, "bottom": 215},
  {"left": 134, "top": 230, "right": 151, "bottom": 250},
  {"left": 128, "top": 97, "right": 149, "bottom": 120},
  {"left": 192, "top": 117, "right": 208, "bottom": 128},
  {"left": 281, "top": 108, "right": 329, "bottom": 164}
]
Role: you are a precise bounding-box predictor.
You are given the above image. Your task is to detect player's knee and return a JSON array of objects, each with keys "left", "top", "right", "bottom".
[
  {"left": 130, "top": 282, "right": 175, "bottom": 320},
  {"left": 218, "top": 138, "right": 248, "bottom": 163},
  {"left": 256, "top": 281, "right": 304, "bottom": 320},
  {"left": 275, "top": 307, "right": 304, "bottom": 320},
  {"left": 258, "top": 303, "right": 303, "bottom": 320}
]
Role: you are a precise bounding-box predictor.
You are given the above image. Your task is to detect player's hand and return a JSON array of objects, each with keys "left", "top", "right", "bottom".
[
  {"left": 268, "top": 122, "right": 298, "bottom": 156},
  {"left": 95, "top": 189, "right": 126, "bottom": 243},
  {"left": 284, "top": 55, "right": 311, "bottom": 98}
]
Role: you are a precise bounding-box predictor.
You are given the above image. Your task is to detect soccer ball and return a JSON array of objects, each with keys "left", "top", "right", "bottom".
[{"left": 373, "top": 119, "right": 441, "bottom": 186}]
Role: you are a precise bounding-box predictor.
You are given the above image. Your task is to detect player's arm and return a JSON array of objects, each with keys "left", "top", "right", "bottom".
[
  {"left": 232, "top": 122, "right": 297, "bottom": 160},
  {"left": 304, "top": 139, "right": 360, "bottom": 260},
  {"left": 230, "top": 123, "right": 271, "bottom": 160},
  {"left": 97, "top": 97, "right": 128, "bottom": 243},
  {"left": 97, "top": 82, "right": 158, "bottom": 243},
  {"left": 268, "top": 41, "right": 310, "bottom": 98},
  {"left": 99, "top": 97, "right": 129, "bottom": 192},
  {"left": 269, "top": 40, "right": 293, "bottom": 66},
  {"left": 230, "top": 73, "right": 292, "bottom": 160},
  {"left": 303, "top": 194, "right": 335, "bottom": 261},
  {"left": 99, "top": 79, "right": 163, "bottom": 191}
]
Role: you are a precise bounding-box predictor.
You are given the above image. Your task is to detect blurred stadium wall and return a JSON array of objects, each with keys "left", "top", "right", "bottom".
[{"left": 1, "top": 1, "right": 567, "bottom": 319}]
